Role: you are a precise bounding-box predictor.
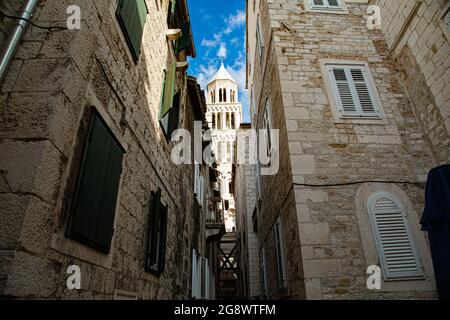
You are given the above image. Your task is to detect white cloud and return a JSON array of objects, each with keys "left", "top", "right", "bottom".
[
  {"left": 196, "top": 63, "right": 218, "bottom": 90},
  {"left": 200, "top": 33, "right": 222, "bottom": 48},
  {"left": 217, "top": 43, "right": 228, "bottom": 59},
  {"left": 224, "top": 10, "right": 246, "bottom": 34}
]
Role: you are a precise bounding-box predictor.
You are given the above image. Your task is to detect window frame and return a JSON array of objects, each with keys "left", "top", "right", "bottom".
[
  {"left": 145, "top": 189, "right": 168, "bottom": 275},
  {"left": 66, "top": 109, "right": 125, "bottom": 253},
  {"left": 304, "top": 0, "right": 348, "bottom": 14},
  {"left": 256, "top": 15, "right": 264, "bottom": 62},
  {"left": 320, "top": 59, "right": 387, "bottom": 124},
  {"left": 262, "top": 98, "right": 274, "bottom": 159},
  {"left": 273, "top": 216, "right": 288, "bottom": 289},
  {"left": 367, "top": 192, "right": 424, "bottom": 281},
  {"left": 439, "top": 2, "right": 450, "bottom": 42}
]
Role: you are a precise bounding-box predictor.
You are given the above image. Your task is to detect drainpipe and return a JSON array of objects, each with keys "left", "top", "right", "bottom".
[{"left": 0, "top": 0, "right": 39, "bottom": 82}]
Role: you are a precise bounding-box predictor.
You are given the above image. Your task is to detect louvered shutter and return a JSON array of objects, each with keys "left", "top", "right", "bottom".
[
  {"left": 327, "top": 64, "right": 380, "bottom": 118},
  {"left": 68, "top": 111, "right": 124, "bottom": 253},
  {"left": 310, "top": 0, "right": 342, "bottom": 9},
  {"left": 350, "top": 68, "right": 377, "bottom": 115},
  {"left": 160, "top": 62, "right": 177, "bottom": 118},
  {"left": 116, "top": 0, "right": 148, "bottom": 62},
  {"left": 368, "top": 193, "right": 423, "bottom": 280}
]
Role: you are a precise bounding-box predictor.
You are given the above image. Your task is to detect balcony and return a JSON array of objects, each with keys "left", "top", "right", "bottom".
[{"left": 206, "top": 202, "right": 225, "bottom": 240}]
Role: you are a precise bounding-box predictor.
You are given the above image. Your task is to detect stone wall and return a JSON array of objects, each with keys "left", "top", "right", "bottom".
[
  {"left": 248, "top": 0, "right": 439, "bottom": 299},
  {"left": 234, "top": 126, "right": 261, "bottom": 298},
  {"left": 373, "top": 0, "right": 450, "bottom": 164},
  {"left": 0, "top": 0, "right": 199, "bottom": 299}
]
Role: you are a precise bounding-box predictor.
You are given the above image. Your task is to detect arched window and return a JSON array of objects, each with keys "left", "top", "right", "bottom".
[
  {"left": 226, "top": 142, "right": 231, "bottom": 163},
  {"left": 223, "top": 88, "right": 227, "bottom": 102},
  {"left": 217, "top": 112, "right": 222, "bottom": 130},
  {"left": 226, "top": 112, "right": 230, "bottom": 129},
  {"left": 231, "top": 113, "right": 235, "bottom": 129},
  {"left": 219, "top": 89, "right": 223, "bottom": 103},
  {"left": 367, "top": 192, "right": 423, "bottom": 280},
  {"left": 212, "top": 113, "right": 216, "bottom": 129}
]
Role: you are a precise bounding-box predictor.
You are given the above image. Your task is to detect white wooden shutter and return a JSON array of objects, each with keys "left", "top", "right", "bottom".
[
  {"left": 367, "top": 193, "right": 423, "bottom": 280},
  {"left": 327, "top": 63, "right": 380, "bottom": 118},
  {"left": 273, "top": 216, "right": 287, "bottom": 288},
  {"left": 192, "top": 249, "right": 198, "bottom": 298},
  {"left": 310, "top": 0, "right": 342, "bottom": 9}
]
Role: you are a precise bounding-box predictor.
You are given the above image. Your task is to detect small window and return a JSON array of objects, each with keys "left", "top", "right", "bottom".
[
  {"left": 256, "top": 15, "right": 264, "bottom": 60},
  {"left": 212, "top": 113, "right": 216, "bottom": 129},
  {"left": 324, "top": 62, "right": 381, "bottom": 119},
  {"left": 444, "top": 9, "right": 450, "bottom": 30},
  {"left": 367, "top": 193, "right": 423, "bottom": 280},
  {"left": 67, "top": 111, "right": 124, "bottom": 253},
  {"left": 273, "top": 216, "right": 287, "bottom": 289},
  {"left": 262, "top": 99, "right": 273, "bottom": 157},
  {"left": 116, "top": 0, "right": 148, "bottom": 62},
  {"left": 308, "top": 0, "right": 343, "bottom": 11},
  {"left": 145, "top": 189, "right": 168, "bottom": 275}
]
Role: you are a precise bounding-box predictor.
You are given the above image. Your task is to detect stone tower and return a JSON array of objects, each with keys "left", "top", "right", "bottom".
[{"left": 206, "top": 63, "right": 243, "bottom": 232}]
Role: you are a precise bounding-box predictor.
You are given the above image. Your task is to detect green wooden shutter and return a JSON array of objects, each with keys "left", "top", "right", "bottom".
[
  {"left": 68, "top": 112, "right": 124, "bottom": 252},
  {"left": 116, "top": 0, "right": 148, "bottom": 62},
  {"left": 161, "top": 62, "right": 177, "bottom": 118},
  {"left": 145, "top": 189, "right": 168, "bottom": 274},
  {"left": 158, "top": 204, "right": 168, "bottom": 273},
  {"left": 176, "top": 22, "right": 191, "bottom": 52}
]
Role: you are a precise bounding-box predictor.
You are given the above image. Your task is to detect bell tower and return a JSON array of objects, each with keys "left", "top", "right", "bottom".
[{"left": 206, "top": 63, "right": 242, "bottom": 232}]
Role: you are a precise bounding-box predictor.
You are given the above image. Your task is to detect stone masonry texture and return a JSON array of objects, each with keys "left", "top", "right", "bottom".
[
  {"left": 245, "top": 0, "right": 447, "bottom": 300},
  {"left": 0, "top": 0, "right": 204, "bottom": 299}
]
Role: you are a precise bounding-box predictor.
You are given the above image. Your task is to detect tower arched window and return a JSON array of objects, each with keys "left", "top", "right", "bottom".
[
  {"left": 219, "top": 89, "right": 222, "bottom": 103},
  {"left": 217, "top": 112, "right": 222, "bottom": 130},
  {"left": 226, "top": 112, "right": 230, "bottom": 129},
  {"left": 226, "top": 142, "right": 231, "bottom": 163},
  {"left": 212, "top": 113, "right": 216, "bottom": 129},
  {"left": 231, "top": 113, "right": 235, "bottom": 129},
  {"left": 223, "top": 88, "right": 227, "bottom": 102}
]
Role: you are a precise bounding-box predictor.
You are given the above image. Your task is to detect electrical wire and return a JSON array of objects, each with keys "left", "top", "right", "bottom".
[
  {"left": 0, "top": 10, "right": 67, "bottom": 32},
  {"left": 294, "top": 180, "right": 424, "bottom": 188}
]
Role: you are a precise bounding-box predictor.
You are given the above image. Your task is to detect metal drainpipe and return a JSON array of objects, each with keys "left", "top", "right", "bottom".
[{"left": 0, "top": 0, "right": 39, "bottom": 82}]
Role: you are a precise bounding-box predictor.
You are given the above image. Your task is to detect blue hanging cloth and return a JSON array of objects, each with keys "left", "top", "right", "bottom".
[{"left": 421, "top": 164, "right": 450, "bottom": 300}]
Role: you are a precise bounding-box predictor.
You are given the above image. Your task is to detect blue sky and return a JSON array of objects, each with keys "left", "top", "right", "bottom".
[{"left": 187, "top": 0, "right": 249, "bottom": 122}]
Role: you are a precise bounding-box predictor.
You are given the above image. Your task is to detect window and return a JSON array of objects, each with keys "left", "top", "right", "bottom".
[
  {"left": 226, "top": 112, "right": 230, "bottom": 129},
  {"left": 260, "top": 247, "right": 267, "bottom": 297},
  {"left": 231, "top": 113, "right": 236, "bottom": 129},
  {"left": 262, "top": 99, "right": 273, "bottom": 157},
  {"left": 308, "top": 0, "right": 344, "bottom": 11},
  {"left": 194, "top": 164, "right": 204, "bottom": 204},
  {"left": 367, "top": 193, "right": 423, "bottom": 280},
  {"left": 445, "top": 9, "right": 450, "bottom": 30},
  {"left": 212, "top": 113, "right": 216, "bottom": 129},
  {"left": 145, "top": 189, "right": 168, "bottom": 275},
  {"left": 67, "top": 111, "right": 125, "bottom": 253},
  {"left": 116, "top": 0, "right": 148, "bottom": 62},
  {"left": 256, "top": 15, "right": 264, "bottom": 60},
  {"left": 192, "top": 250, "right": 210, "bottom": 299},
  {"left": 324, "top": 61, "right": 381, "bottom": 119},
  {"left": 159, "top": 63, "right": 180, "bottom": 139},
  {"left": 217, "top": 113, "right": 222, "bottom": 130},
  {"left": 273, "top": 216, "right": 287, "bottom": 288}
]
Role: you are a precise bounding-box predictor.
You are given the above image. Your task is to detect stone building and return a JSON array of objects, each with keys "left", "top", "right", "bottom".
[
  {"left": 0, "top": 0, "right": 218, "bottom": 300},
  {"left": 244, "top": 0, "right": 448, "bottom": 299},
  {"left": 205, "top": 63, "right": 243, "bottom": 232},
  {"left": 233, "top": 123, "right": 261, "bottom": 299}
]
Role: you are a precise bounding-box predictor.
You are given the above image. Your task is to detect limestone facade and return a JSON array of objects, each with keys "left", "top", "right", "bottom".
[
  {"left": 244, "top": 0, "right": 446, "bottom": 299},
  {"left": 0, "top": 0, "right": 215, "bottom": 299}
]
